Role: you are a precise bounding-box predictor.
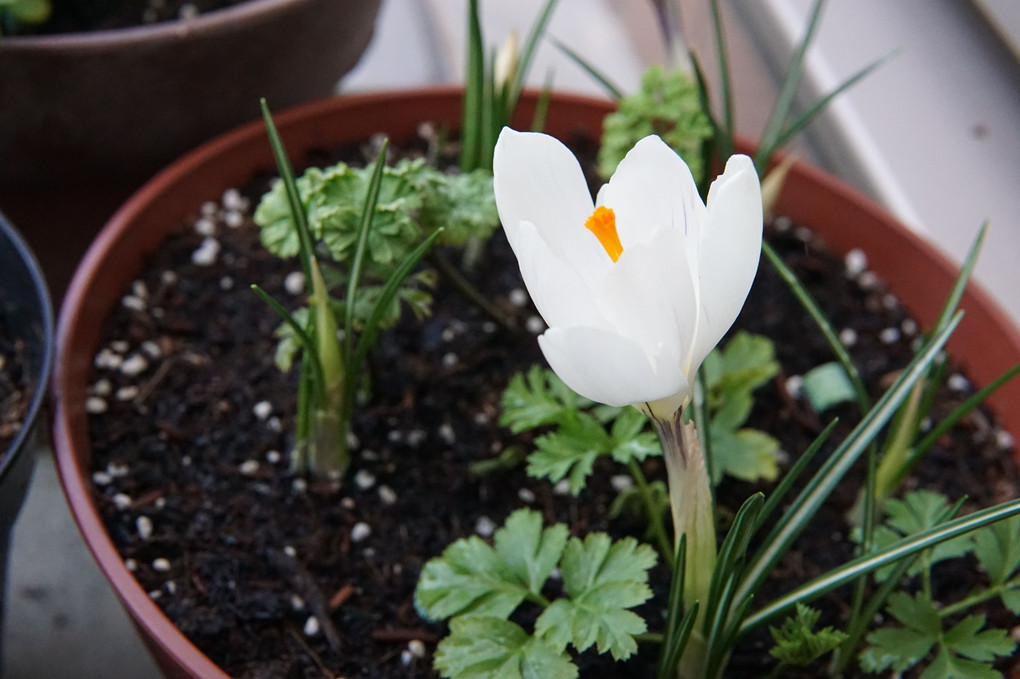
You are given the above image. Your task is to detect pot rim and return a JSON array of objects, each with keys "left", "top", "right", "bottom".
[
  {"left": 0, "top": 211, "right": 53, "bottom": 483},
  {"left": 51, "top": 87, "right": 1020, "bottom": 677},
  {"left": 0, "top": 0, "right": 322, "bottom": 51}
]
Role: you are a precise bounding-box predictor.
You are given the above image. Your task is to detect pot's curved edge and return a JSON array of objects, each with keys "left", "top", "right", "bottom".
[
  {"left": 0, "top": 0, "right": 377, "bottom": 51},
  {"left": 764, "top": 146, "right": 1020, "bottom": 452},
  {"left": 51, "top": 88, "right": 1020, "bottom": 678},
  {"left": 0, "top": 212, "right": 53, "bottom": 478}
]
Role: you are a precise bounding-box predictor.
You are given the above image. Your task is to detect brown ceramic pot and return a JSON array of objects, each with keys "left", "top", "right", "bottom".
[
  {"left": 0, "top": 0, "right": 381, "bottom": 301},
  {"left": 51, "top": 89, "right": 1020, "bottom": 678}
]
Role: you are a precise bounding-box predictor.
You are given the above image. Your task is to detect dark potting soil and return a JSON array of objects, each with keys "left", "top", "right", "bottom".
[
  {"left": 85, "top": 136, "right": 1020, "bottom": 678},
  {"left": 17, "top": 0, "right": 250, "bottom": 35},
  {"left": 0, "top": 311, "right": 32, "bottom": 457}
]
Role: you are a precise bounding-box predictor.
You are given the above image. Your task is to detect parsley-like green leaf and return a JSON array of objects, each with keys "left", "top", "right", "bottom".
[
  {"left": 494, "top": 509, "right": 569, "bottom": 596},
  {"left": 867, "top": 490, "right": 973, "bottom": 581},
  {"left": 420, "top": 169, "right": 500, "bottom": 246},
  {"left": 860, "top": 591, "right": 941, "bottom": 673},
  {"left": 708, "top": 425, "right": 780, "bottom": 485},
  {"left": 769, "top": 603, "right": 847, "bottom": 667},
  {"left": 526, "top": 412, "right": 609, "bottom": 495},
  {"left": 415, "top": 534, "right": 529, "bottom": 622},
  {"left": 535, "top": 534, "right": 657, "bottom": 660},
  {"left": 608, "top": 408, "right": 661, "bottom": 464},
  {"left": 973, "top": 516, "right": 1020, "bottom": 614},
  {"left": 434, "top": 617, "right": 577, "bottom": 679},
  {"left": 500, "top": 366, "right": 581, "bottom": 434}
]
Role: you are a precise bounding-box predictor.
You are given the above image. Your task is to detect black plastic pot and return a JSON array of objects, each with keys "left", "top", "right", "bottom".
[{"left": 0, "top": 211, "right": 54, "bottom": 664}]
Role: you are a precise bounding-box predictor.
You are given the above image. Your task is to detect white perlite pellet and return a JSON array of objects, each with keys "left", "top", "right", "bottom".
[
  {"left": 351, "top": 522, "right": 372, "bottom": 543},
  {"left": 252, "top": 401, "right": 272, "bottom": 420},
  {"left": 378, "top": 485, "right": 398, "bottom": 505},
  {"left": 354, "top": 469, "right": 376, "bottom": 490},
  {"left": 948, "top": 373, "right": 970, "bottom": 392},
  {"left": 194, "top": 218, "right": 216, "bottom": 236},
  {"left": 108, "top": 462, "right": 129, "bottom": 478},
  {"left": 408, "top": 640, "right": 426, "bottom": 658},
  {"left": 553, "top": 479, "right": 571, "bottom": 495},
  {"left": 785, "top": 375, "right": 804, "bottom": 399},
  {"left": 116, "top": 386, "right": 139, "bottom": 401},
  {"left": 148, "top": 590, "right": 162, "bottom": 600},
  {"left": 141, "top": 341, "right": 162, "bottom": 359},
  {"left": 222, "top": 188, "right": 246, "bottom": 211},
  {"left": 125, "top": 558, "right": 138, "bottom": 572},
  {"left": 85, "top": 397, "right": 109, "bottom": 414},
  {"left": 844, "top": 248, "right": 868, "bottom": 277},
  {"left": 120, "top": 354, "right": 149, "bottom": 377},
  {"left": 219, "top": 276, "right": 234, "bottom": 291},
  {"left": 401, "top": 650, "right": 414, "bottom": 667},
  {"left": 508, "top": 288, "right": 529, "bottom": 307},
  {"left": 136, "top": 516, "right": 153, "bottom": 540},
  {"left": 610, "top": 475, "right": 633, "bottom": 492},
  {"left": 901, "top": 319, "right": 919, "bottom": 336},
  {"left": 283, "top": 545, "right": 297, "bottom": 558},
  {"left": 239, "top": 460, "right": 259, "bottom": 476},
  {"left": 290, "top": 595, "right": 305, "bottom": 611},
  {"left": 303, "top": 616, "right": 320, "bottom": 637},
  {"left": 224, "top": 211, "right": 244, "bottom": 229},
  {"left": 152, "top": 558, "right": 171, "bottom": 573},
  {"left": 879, "top": 327, "right": 901, "bottom": 345},
  {"left": 438, "top": 422, "right": 456, "bottom": 444},
  {"left": 525, "top": 316, "right": 546, "bottom": 334},
  {"left": 996, "top": 430, "right": 1014, "bottom": 451},
  {"left": 475, "top": 516, "right": 496, "bottom": 537},
  {"left": 92, "top": 378, "right": 112, "bottom": 396},
  {"left": 266, "top": 449, "right": 282, "bottom": 464},
  {"left": 112, "top": 494, "right": 132, "bottom": 510},
  {"left": 191, "top": 238, "right": 221, "bottom": 266},
  {"left": 839, "top": 328, "right": 858, "bottom": 347},
  {"left": 94, "top": 348, "right": 123, "bottom": 370},
  {"left": 161, "top": 270, "right": 179, "bottom": 286},
  {"left": 518, "top": 488, "right": 536, "bottom": 504},
  {"left": 122, "top": 295, "right": 146, "bottom": 311},
  {"left": 442, "top": 352, "right": 458, "bottom": 368},
  {"left": 284, "top": 271, "right": 306, "bottom": 295},
  {"left": 92, "top": 471, "right": 113, "bottom": 486}
]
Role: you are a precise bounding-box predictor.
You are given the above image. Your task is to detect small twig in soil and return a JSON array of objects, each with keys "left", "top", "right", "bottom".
[
  {"left": 370, "top": 628, "right": 439, "bottom": 644},
  {"left": 133, "top": 357, "right": 177, "bottom": 405},
  {"left": 286, "top": 625, "right": 337, "bottom": 679},
  {"left": 267, "top": 549, "right": 344, "bottom": 654},
  {"left": 328, "top": 583, "right": 355, "bottom": 612}
]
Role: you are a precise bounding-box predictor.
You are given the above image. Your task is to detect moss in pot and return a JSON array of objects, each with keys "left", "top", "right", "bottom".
[{"left": 54, "top": 1, "right": 1020, "bottom": 677}]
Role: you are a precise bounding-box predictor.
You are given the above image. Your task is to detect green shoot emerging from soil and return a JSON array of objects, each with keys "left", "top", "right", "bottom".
[{"left": 253, "top": 102, "right": 442, "bottom": 478}]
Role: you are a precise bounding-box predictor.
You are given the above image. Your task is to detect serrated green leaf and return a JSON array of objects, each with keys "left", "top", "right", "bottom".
[
  {"left": 802, "top": 361, "right": 858, "bottom": 413},
  {"left": 943, "top": 616, "right": 1015, "bottom": 663},
  {"left": 609, "top": 412, "right": 661, "bottom": 465},
  {"left": 708, "top": 425, "right": 780, "bottom": 485},
  {"left": 861, "top": 624, "right": 937, "bottom": 673},
  {"left": 434, "top": 617, "right": 577, "bottom": 679},
  {"left": 535, "top": 534, "right": 656, "bottom": 660},
  {"left": 493, "top": 509, "right": 568, "bottom": 596},
  {"left": 973, "top": 515, "right": 1020, "bottom": 586},
  {"left": 526, "top": 412, "right": 609, "bottom": 494},
  {"left": 711, "top": 331, "right": 780, "bottom": 395},
  {"left": 868, "top": 491, "right": 973, "bottom": 581},
  {"left": 1001, "top": 589, "right": 1020, "bottom": 616},
  {"left": 421, "top": 169, "right": 500, "bottom": 245},
  {"left": 500, "top": 367, "right": 579, "bottom": 434},
  {"left": 768, "top": 603, "right": 847, "bottom": 667},
  {"left": 415, "top": 535, "right": 529, "bottom": 622}
]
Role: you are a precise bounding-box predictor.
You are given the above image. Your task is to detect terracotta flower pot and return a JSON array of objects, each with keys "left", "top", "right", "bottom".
[
  {"left": 52, "top": 89, "right": 1020, "bottom": 677},
  {"left": 0, "top": 211, "right": 53, "bottom": 665}
]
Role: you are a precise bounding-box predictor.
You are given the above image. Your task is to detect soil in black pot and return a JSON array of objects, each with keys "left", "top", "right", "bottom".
[
  {"left": 0, "top": 308, "right": 33, "bottom": 460},
  {"left": 10, "top": 0, "right": 250, "bottom": 35},
  {"left": 84, "top": 134, "right": 1020, "bottom": 678}
]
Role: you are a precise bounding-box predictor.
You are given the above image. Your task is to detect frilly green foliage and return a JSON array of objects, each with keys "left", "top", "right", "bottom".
[
  {"left": 769, "top": 603, "right": 847, "bottom": 668},
  {"left": 416, "top": 508, "right": 657, "bottom": 676},
  {"left": 255, "top": 158, "right": 498, "bottom": 273},
  {"left": 599, "top": 65, "right": 713, "bottom": 181}
]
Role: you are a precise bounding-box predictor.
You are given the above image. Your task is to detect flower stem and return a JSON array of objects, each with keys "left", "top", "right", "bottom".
[
  {"left": 629, "top": 458, "right": 675, "bottom": 567},
  {"left": 648, "top": 405, "right": 717, "bottom": 679}
]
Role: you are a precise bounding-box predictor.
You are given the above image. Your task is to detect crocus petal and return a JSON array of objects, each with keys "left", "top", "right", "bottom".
[
  {"left": 596, "top": 225, "right": 698, "bottom": 374},
  {"left": 513, "top": 221, "right": 606, "bottom": 330},
  {"left": 688, "top": 154, "right": 762, "bottom": 371},
  {"left": 538, "top": 327, "right": 690, "bottom": 408},
  {"left": 594, "top": 135, "right": 707, "bottom": 254},
  {"left": 493, "top": 129, "right": 608, "bottom": 285}
]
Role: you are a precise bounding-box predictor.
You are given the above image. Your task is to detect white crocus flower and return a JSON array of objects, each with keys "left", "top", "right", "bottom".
[{"left": 493, "top": 128, "right": 762, "bottom": 417}]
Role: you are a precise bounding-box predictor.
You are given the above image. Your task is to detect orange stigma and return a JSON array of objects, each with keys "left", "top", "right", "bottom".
[{"left": 584, "top": 206, "right": 623, "bottom": 262}]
